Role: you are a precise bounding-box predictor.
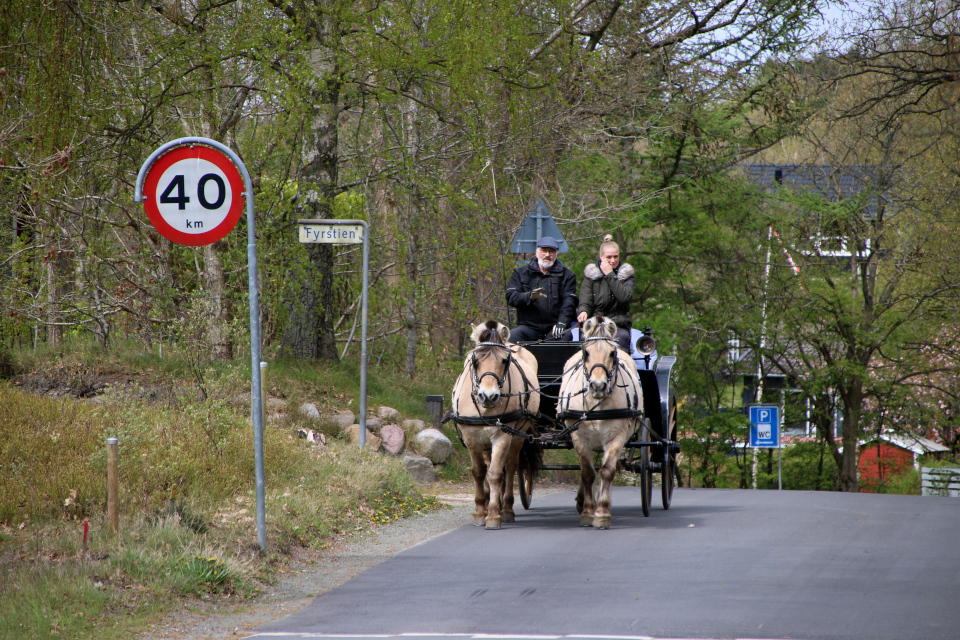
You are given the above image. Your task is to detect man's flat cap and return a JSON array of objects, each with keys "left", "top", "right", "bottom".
[{"left": 537, "top": 236, "right": 560, "bottom": 250}]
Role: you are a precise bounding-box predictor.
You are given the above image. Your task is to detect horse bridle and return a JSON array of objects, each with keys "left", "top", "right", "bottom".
[
  {"left": 469, "top": 341, "right": 519, "bottom": 408},
  {"left": 581, "top": 335, "right": 620, "bottom": 391}
]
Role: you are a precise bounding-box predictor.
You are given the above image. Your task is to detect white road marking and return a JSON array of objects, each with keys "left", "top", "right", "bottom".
[{"left": 243, "top": 633, "right": 804, "bottom": 640}]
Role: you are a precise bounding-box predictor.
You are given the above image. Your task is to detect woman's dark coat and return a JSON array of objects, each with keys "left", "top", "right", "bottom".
[{"left": 577, "top": 261, "right": 635, "bottom": 329}]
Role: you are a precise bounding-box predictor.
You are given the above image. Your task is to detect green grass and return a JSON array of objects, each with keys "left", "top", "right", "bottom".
[{"left": 0, "top": 338, "right": 457, "bottom": 640}]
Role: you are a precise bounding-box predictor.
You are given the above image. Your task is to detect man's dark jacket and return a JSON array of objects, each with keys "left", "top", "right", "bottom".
[{"left": 506, "top": 258, "right": 578, "bottom": 333}]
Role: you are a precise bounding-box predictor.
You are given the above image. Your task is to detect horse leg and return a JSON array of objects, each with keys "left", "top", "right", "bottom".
[
  {"left": 466, "top": 440, "right": 489, "bottom": 527},
  {"left": 500, "top": 436, "right": 523, "bottom": 523},
  {"left": 484, "top": 436, "right": 515, "bottom": 530},
  {"left": 594, "top": 437, "right": 628, "bottom": 529},
  {"left": 572, "top": 435, "right": 597, "bottom": 527}
]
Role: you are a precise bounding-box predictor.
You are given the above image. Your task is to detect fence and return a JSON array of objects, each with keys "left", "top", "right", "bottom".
[{"left": 921, "top": 467, "right": 960, "bottom": 497}]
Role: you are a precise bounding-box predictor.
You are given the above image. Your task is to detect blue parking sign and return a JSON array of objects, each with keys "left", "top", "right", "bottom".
[{"left": 748, "top": 405, "right": 780, "bottom": 448}]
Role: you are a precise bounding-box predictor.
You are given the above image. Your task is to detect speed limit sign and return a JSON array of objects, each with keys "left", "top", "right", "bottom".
[{"left": 141, "top": 144, "right": 244, "bottom": 246}]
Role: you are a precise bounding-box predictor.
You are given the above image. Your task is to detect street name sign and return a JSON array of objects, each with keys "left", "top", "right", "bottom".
[
  {"left": 298, "top": 219, "right": 371, "bottom": 448},
  {"left": 299, "top": 223, "right": 364, "bottom": 244},
  {"left": 748, "top": 404, "right": 780, "bottom": 448}
]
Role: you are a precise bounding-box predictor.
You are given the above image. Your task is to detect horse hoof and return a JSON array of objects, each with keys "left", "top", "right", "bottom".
[
  {"left": 593, "top": 516, "right": 611, "bottom": 529},
  {"left": 485, "top": 517, "right": 502, "bottom": 530},
  {"left": 502, "top": 511, "right": 516, "bottom": 523},
  {"left": 579, "top": 515, "right": 594, "bottom": 527},
  {"left": 473, "top": 516, "right": 486, "bottom": 526}
]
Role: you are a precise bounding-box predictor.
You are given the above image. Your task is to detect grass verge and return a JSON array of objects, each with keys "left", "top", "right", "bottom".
[{"left": 0, "top": 341, "right": 458, "bottom": 640}]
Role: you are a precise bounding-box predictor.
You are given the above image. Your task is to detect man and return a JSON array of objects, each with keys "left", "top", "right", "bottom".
[
  {"left": 576, "top": 237, "right": 635, "bottom": 351},
  {"left": 505, "top": 236, "right": 578, "bottom": 342}
]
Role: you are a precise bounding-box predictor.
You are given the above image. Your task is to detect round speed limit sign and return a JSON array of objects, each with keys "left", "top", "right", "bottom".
[{"left": 142, "top": 144, "right": 244, "bottom": 246}]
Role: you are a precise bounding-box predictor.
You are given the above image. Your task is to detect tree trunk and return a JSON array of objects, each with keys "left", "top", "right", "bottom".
[
  {"left": 203, "top": 240, "right": 233, "bottom": 360},
  {"left": 402, "top": 90, "right": 422, "bottom": 375},
  {"left": 838, "top": 376, "right": 864, "bottom": 492},
  {"left": 44, "top": 219, "right": 62, "bottom": 348},
  {"left": 283, "top": 21, "right": 340, "bottom": 361},
  {"left": 45, "top": 257, "right": 61, "bottom": 347}
]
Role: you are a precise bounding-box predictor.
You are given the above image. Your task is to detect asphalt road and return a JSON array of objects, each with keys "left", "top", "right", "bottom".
[{"left": 246, "top": 487, "right": 960, "bottom": 640}]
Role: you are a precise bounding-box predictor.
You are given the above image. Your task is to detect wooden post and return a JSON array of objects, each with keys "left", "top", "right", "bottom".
[{"left": 107, "top": 437, "right": 119, "bottom": 535}]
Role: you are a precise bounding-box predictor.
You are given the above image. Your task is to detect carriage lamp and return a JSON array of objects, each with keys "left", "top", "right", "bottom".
[{"left": 635, "top": 326, "right": 656, "bottom": 356}]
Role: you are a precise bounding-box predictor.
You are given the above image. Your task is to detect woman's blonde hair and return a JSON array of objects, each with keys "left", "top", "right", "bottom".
[{"left": 599, "top": 234, "right": 619, "bottom": 256}]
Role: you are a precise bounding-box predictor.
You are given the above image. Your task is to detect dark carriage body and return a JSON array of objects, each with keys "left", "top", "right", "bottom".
[
  {"left": 520, "top": 328, "right": 676, "bottom": 443},
  {"left": 515, "top": 327, "right": 680, "bottom": 513}
]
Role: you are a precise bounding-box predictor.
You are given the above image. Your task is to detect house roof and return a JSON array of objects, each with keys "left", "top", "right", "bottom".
[
  {"left": 861, "top": 432, "right": 950, "bottom": 456},
  {"left": 740, "top": 163, "right": 888, "bottom": 219}
]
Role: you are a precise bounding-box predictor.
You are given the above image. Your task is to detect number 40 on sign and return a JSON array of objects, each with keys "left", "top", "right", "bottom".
[{"left": 142, "top": 145, "right": 245, "bottom": 247}]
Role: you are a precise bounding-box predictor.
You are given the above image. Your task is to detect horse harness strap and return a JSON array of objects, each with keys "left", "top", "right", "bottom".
[
  {"left": 557, "top": 407, "right": 643, "bottom": 421},
  {"left": 446, "top": 407, "right": 532, "bottom": 426}
]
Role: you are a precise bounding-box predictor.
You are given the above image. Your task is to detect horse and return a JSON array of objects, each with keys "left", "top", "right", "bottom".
[
  {"left": 557, "top": 316, "right": 644, "bottom": 529},
  {"left": 449, "top": 320, "right": 541, "bottom": 529}
]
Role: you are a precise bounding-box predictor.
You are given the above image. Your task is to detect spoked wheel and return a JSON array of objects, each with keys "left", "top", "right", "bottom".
[
  {"left": 661, "top": 395, "right": 678, "bottom": 510},
  {"left": 640, "top": 421, "right": 652, "bottom": 517},
  {"left": 518, "top": 466, "right": 533, "bottom": 510}
]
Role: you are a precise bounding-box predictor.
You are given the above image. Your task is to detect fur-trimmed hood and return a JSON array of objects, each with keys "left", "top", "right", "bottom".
[{"left": 584, "top": 261, "right": 635, "bottom": 281}]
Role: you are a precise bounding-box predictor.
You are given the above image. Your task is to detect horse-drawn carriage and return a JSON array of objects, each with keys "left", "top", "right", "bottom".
[
  {"left": 517, "top": 324, "right": 679, "bottom": 516},
  {"left": 444, "top": 317, "right": 680, "bottom": 530}
]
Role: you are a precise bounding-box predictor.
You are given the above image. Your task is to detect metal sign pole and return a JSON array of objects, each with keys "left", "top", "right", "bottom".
[
  {"left": 136, "top": 136, "right": 266, "bottom": 553},
  {"left": 297, "top": 219, "right": 369, "bottom": 445}
]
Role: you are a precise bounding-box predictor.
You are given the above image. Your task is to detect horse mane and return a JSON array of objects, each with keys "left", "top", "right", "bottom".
[
  {"left": 582, "top": 315, "right": 616, "bottom": 342},
  {"left": 474, "top": 320, "right": 506, "bottom": 358}
]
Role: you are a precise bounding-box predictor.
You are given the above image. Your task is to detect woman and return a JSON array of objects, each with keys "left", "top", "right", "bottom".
[{"left": 576, "top": 236, "right": 635, "bottom": 351}]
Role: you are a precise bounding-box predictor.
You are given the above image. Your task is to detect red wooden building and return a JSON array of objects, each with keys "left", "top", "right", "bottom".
[{"left": 859, "top": 433, "right": 948, "bottom": 493}]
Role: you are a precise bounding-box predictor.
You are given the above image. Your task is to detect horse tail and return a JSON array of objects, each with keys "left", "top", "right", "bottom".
[{"left": 518, "top": 438, "right": 543, "bottom": 479}]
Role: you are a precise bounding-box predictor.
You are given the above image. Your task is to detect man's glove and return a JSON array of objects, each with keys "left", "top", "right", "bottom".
[
  {"left": 550, "top": 323, "right": 566, "bottom": 340},
  {"left": 529, "top": 288, "right": 546, "bottom": 301}
]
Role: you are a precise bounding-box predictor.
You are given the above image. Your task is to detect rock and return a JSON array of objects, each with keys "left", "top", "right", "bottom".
[
  {"left": 378, "top": 406, "right": 401, "bottom": 421},
  {"left": 416, "top": 429, "right": 453, "bottom": 464},
  {"left": 401, "top": 453, "right": 437, "bottom": 482},
  {"left": 344, "top": 424, "right": 382, "bottom": 450},
  {"left": 332, "top": 410, "right": 355, "bottom": 429},
  {"left": 299, "top": 403, "right": 320, "bottom": 419},
  {"left": 402, "top": 419, "right": 427, "bottom": 433},
  {"left": 364, "top": 416, "right": 384, "bottom": 431},
  {"left": 266, "top": 397, "right": 288, "bottom": 411},
  {"left": 380, "top": 424, "right": 405, "bottom": 456},
  {"left": 267, "top": 413, "right": 286, "bottom": 423}
]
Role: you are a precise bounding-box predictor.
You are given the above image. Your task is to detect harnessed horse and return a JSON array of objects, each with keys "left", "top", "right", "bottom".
[
  {"left": 449, "top": 320, "right": 540, "bottom": 529},
  {"left": 557, "top": 316, "right": 644, "bottom": 529}
]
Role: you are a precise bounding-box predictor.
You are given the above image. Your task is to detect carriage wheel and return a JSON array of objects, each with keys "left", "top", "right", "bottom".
[
  {"left": 640, "top": 422, "right": 652, "bottom": 517},
  {"left": 518, "top": 467, "right": 533, "bottom": 510},
  {"left": 661, "top": 395, "right": 677, "bottom": 510}
]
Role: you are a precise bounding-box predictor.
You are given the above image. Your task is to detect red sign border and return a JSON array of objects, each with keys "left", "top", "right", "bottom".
[{"left": 142, "top": 144, "right": 244, "bottom": 246}]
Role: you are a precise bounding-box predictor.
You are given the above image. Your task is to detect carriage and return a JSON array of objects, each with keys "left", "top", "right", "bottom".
[
  {"left": 513, "top": 326, "right": 680, "bottom": 517},
  {"left": 445, "top": 318, "right": 680, "bottom": 529}
]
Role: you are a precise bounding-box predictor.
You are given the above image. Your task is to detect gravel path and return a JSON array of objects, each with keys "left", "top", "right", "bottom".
[{"left": 136, "top": 491, "right": 484, "bottom": 639}]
